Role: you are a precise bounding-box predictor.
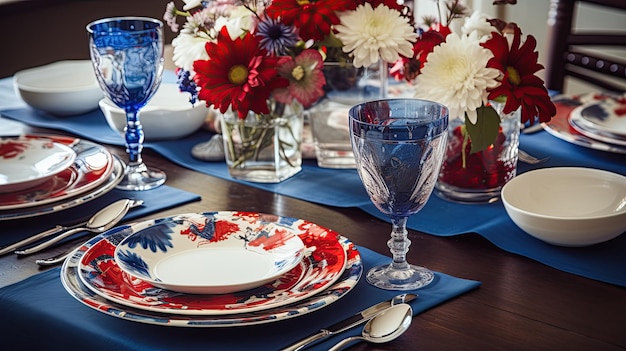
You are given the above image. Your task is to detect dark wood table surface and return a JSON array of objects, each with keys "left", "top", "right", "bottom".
[{"left": 0, "top": 126, "right": 624, "bottom": 351}]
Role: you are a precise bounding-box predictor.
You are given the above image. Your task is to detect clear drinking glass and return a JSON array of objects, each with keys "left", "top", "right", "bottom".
[
  {"left": 87, "top": 17, "right": 166, "bottom": 191},
  {"left": 349, "top": 99, "right": 449, "bottom": 290}
]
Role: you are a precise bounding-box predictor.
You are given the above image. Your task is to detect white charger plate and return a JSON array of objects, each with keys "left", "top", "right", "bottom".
[
  {"left": 0, "top": 137, "right": 76, "bottom": 193},
  {"left": 113, "top": 212, "right": 307, "bottom": 294},
  {"left": 79, "top": 212, "right": 349, "bottom": 315},
  {"left": 0, "top": 135, "right": 114, "bottom": 212},
  {"left": 62, "top": 223, "right": 362, "bottom": 327}
]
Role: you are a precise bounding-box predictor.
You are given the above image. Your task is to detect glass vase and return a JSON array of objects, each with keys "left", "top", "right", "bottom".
[
  {"left": 435, "top": 101, "right": 521, "bottom": 203},
  {"left": 220, "top": 100, "right": 304, "bottom": 183}
]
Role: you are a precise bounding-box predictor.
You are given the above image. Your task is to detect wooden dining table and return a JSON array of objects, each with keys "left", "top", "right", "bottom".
[{"left": 0, "top": 123, "right": 624, "bottom": 351}]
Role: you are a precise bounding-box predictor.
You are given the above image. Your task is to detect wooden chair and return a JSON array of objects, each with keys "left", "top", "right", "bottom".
[{"left": 544, "top": 0, "right": 626, "bottom": 93}]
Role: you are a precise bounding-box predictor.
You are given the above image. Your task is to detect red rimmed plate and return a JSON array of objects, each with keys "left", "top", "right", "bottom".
[
  {"left": 0, "top": 137, "right": 76, "bottom": 193},
  {"left": 78, "top": 211, "right": 348, "bottom": 315},
  {"left": 0, "top": 135, "right": 114, "bottom": 210}
]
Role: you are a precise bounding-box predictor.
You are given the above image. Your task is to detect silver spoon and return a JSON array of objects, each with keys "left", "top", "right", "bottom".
[
  {"left": 328, "top": 303, "right": 413, "bottom": 351},
  {"left": 15, "top": 199, "right": 139, "bottom": 256}
]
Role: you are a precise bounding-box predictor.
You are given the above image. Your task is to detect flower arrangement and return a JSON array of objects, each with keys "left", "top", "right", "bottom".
[
  {"left": 390, "top": 0, "right": 557, "bottom": 154},
  {"left": 164, "top": 0, "right": 417, "bottom": 117},
  {"left": 163, "top": 0, "right": 418, "bottom": 180}
]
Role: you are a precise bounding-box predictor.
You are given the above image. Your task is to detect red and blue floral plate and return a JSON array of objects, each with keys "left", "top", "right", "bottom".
[{"left": 61, "top": 212, "right": 362, "bottom": 327}]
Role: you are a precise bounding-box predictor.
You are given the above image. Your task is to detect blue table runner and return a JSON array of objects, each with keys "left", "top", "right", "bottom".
[{"left": 2, "top": 78, "right": 625, "bottom": 287}]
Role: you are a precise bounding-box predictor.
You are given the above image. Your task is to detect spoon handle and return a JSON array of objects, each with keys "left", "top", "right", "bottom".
[
  {"left": 0, "top": 225, "right": 65, "bottom": 256},
  {"left": 327, "top": 336, "right": 363, "bottom": 351},
  {"left": 35, "top": 249, "right": 73, "bottom": 266},
  {"left": 15, "top": 227, "right": 89, "bottom": 255}
]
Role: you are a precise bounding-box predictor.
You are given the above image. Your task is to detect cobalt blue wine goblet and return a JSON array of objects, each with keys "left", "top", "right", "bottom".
[
  {"left": 349, "top": 98, "right": 449, "bottom": 290},
  {"left": 87, "top": 17, "right": 166, "bottom": 190}
]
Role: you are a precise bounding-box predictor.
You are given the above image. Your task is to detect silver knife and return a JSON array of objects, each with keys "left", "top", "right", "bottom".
[{"left": 279, "top": 293, "right": 418, "bottom": 351}]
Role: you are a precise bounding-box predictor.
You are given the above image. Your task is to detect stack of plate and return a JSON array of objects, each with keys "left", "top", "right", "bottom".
[
  {"left": 568, "top": 99, "right": 626, "bottom": 147},
  {"left": 0, "top": 134, "right": 124, "bottom": 220},
  {"left": 543, "top": 93, "right": 626, "bottom": 154},
  {"left": 61, "top": 211, "right": 363, "bottom": 327}
]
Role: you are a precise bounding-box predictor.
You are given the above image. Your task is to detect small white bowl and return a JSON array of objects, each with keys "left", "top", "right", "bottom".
[
  {"left": 502, "top": 167, "right": 626, "bottom": 247},
  {"left": 14, "top": 60, "right": 103, "bottom": 116},
  {"left": 99, "top": 83, "right": 208, "bottom": 141}
]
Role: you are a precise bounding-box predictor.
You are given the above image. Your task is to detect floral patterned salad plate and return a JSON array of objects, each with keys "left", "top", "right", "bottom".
[
  {"left": 113, "top": 212, "right": 306, "bottom": 294},
  {"left": 576, "top": 95, "right": 626, "bottom": 138},
  {"left": 77, "top": 211, "right": 354, "bottom": 316},
  {"left": 0, "top": 137, "right": 76, "bottom": 193},
  {"left": 0, "top": 134, "right": 115, "bottom": 211},
  {"left": 62, "top": 217, "right": 362, "bottom": 327}
]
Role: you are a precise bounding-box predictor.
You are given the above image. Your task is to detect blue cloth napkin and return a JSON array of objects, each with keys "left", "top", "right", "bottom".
[
  {"left": 0, "top": 246, "right": 480, "bottom": 351},
  {"left": 0, "top": 186, "right": 201, "bottom": 247}
]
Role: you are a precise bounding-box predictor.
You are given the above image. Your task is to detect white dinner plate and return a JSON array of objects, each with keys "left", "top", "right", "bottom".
[
  {"left": 0, "top": 137, "right": 76, "bottom": 193},
  {"left": 569, "top": 106, "right": 626, "bottom": 147},
  {"left": 0, "top": 153, "right": 124, "bottom": 221},
  {"left": 0, "top": 135, "right": 114, "bottom": 211},
  {"left": 79, "top": 212, "right": 349, "bottom": 315},
  {"left": 113, "top": 212, "right": 307, "bottom": 294},
  {"left": 62, "top": 223, "right": 362, "bottom": 327},
  {"left": 577, "top": 98, "right": 626, "bottom": 138}
]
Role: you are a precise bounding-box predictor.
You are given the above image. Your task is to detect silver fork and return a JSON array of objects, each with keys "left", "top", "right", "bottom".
[{"left": 518, "top": 149, "right": 549, "bottom": 164}]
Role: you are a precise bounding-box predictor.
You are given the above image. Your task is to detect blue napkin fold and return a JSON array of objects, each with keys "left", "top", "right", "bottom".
[
  {"left": 0, "top": 246, "right": 480, "bottom": 351},
  {"left": 0, "top": 186, "right": 201, "bottom": 247}
]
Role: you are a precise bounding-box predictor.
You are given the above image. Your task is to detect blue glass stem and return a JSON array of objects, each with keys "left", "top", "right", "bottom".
[
  {"left": 388, "top": 216, "right": 411, "bottom": 271},
  {"left": 124, "top": 109, "right": 144, "bottom": 166}
]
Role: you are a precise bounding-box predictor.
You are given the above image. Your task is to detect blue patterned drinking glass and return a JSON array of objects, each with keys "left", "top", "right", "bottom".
[
  {"left": 87, "top": 17, "right": 166, "bottom": 191},
  {"left": 349, "top": 99, "right": 449, "bottom": 290}
]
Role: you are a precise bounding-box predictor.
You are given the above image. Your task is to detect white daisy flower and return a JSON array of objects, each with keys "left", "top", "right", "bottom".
[
  {"left": 335, "top": 3, "right": 417, "bottom": 68},
  {"left": 414, "top": 32, "right": 500, "bottom": 124},
  {"left": 171, "top": 32, "right": 211, "bottom": 72},
  {"left": 461, "top": 11, "right": 498, "bottom": 42}
]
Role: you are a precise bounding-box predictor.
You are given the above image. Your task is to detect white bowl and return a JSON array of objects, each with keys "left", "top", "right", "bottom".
[
  {"left": 99, "top": 83, "right": 208, "bottom": 141},
  {"left": 14, "top": 60, "right": 103, "bottom": 116},
  {"left": 501, "top": 167, "right": 626, "bottom": 247}
]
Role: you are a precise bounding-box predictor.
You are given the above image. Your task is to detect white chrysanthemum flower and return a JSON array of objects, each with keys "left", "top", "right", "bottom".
[
  {"left": 414, "top": 32, "right": 500, "bottom": 124},
  {"left": 214, "top": 6, "right": 254, "bottom": 40},
  {"left": 171, "top": 32, "right": 211, "bottom": 72},
  {"left": 461, "top": 11, "right": 497, "bottom": 42},
  {"left": 335, "top": 3, "right": 417, "bottom": 68},
  {"left": 182, "top": 0, "right": 203, "bottom": 11}
]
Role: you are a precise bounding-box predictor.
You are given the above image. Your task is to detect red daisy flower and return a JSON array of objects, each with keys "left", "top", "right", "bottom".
[
  {"left": 265, "top": 0, "right": 358, "bottom": 42},
  {"left": 192, "top": 27, "right": 288, "bottom": 118},
  {"left": 482, "top": 26, "right": 556, "bottom": 124},
  {"left": 274, "top": 49, "right": 326, "bottom": 108}
]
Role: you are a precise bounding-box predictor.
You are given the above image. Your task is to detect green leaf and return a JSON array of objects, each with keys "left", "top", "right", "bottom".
[{"left": 465, "top": 106, "right": 500, "bottom": 154}]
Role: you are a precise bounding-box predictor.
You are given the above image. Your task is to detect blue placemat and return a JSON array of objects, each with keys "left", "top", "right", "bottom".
[
  {"left": 0, "top": 246, "right": 480, "bottom": 351},
  {"left": 1, "top": 186, "right": 201, "bottom": 247},
  {"left": 2, "top": 76, "right": 625, "bottom": 287}
]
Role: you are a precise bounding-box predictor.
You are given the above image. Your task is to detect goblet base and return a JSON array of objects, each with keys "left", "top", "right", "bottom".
[
  {"left": 366, "top": 263, "right": 434, "bottom": 291},
  {"left": 116, "top": 163, "right": 166, "bottom": 191}
]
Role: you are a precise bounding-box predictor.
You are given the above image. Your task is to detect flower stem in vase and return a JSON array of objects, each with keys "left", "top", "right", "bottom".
[{"left": 379, "top": 59, "right": 388, "bottom": 99}]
